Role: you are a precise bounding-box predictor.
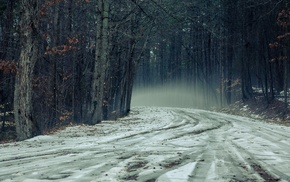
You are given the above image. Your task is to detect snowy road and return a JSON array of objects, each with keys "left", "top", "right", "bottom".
[{"left": 1, "top": 107, "right": 290, "bottom": 182}]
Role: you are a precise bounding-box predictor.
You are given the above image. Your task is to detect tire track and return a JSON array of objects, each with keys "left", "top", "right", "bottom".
[{"left": 1, "top": 107, "right": 290, "bottom": 182}]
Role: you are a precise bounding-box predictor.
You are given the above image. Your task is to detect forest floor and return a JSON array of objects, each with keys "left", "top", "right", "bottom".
[
  {"left": 219, "top": 97, "right": 290, "bottom": 127},
  {"left": 1, "top": 106, "right": 290, "bottom": 181}
]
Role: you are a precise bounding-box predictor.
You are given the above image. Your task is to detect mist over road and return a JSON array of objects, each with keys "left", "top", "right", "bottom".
[
  {"left": 1, "top": 107, "right": 290, "bottom": 182},
  {"left": 131, "top": 84, "right": 215, "bottom": 108}
]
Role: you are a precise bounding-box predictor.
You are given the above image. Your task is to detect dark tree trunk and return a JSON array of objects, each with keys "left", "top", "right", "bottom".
[
  {"left": 88, "top": 0, "right": 110, "bottom": 124},
  {"left": 241, "top": 56, "right": 253, "bottom": 100},
  {"left": 14, "top": 0, "right": 40, "bottom": 140}
]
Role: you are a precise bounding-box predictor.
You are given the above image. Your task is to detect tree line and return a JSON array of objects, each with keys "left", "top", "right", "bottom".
[
  {"left": 1, "top": 0, "right": 151, "bottom": 140},
  {"left": 135, "top": 0, "right": 290, "bottom": 108},
  {"left": 0, "top": 0, "right": 289, "bottom": 140}
]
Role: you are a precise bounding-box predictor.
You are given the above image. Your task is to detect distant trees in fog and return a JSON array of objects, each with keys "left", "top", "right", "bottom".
[{"left": 135, "top": 0, "right": 290, "bottom": 108}]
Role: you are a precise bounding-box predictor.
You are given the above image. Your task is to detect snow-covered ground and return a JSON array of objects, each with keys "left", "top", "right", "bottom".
[{"left": 1, "top": 107, "right": 290, "bottom": 182}]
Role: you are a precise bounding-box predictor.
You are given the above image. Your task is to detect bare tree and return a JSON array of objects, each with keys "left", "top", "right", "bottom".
[
  {"left": 88, "top": 0, "right": 110, "bottom": 124},
  {"left": 14, "top": 0, "right": 40, "bottom": 140}
]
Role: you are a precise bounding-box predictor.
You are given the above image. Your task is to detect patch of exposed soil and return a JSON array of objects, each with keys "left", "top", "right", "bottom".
[
  {"left": 251, "top": 163, "right": 280, "bottom": 182},
  {"left": 126, "top": 161, "right": 148, "bottom": 172},
  {"left": 160, "top": 158, "right": 183, "bottom": 168}
]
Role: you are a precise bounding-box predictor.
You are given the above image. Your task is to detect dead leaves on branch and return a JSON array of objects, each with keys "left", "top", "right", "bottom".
[
  {"left": 0, "top": 60, "right": 16, "bottom": 74},
  {"left": 277, "top": 32, "right": 290, "bottom": 40},
  {"left": 44, "top": 37, "right": 79, "bottom": 56},
  {"left": 277, "top": 9, "right": 290, "bottom": 27},
  {"left": 67, "top": 37, "right": 79, "bottom": 45},
  {"left": 269, "top": 9, "right": 290, "bottom": 62},
  {"left": 276, "top": 9, "right": 290, "bottom": 42},
  {"left": 45, "top": 45, "right": 77, "bottom": 55},
  {"left": 40, "top": 0, "right": 91, "bottom": 16},
  {"left": 270, "top": 56, "right": 288, "bottom": 63}
]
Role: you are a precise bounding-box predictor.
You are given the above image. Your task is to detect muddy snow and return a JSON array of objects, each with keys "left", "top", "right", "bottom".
[{"left": 1, "top": 107, "right": 290, "bottom": 182}]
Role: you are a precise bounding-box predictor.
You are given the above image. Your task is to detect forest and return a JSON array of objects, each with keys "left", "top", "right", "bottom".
[{"left": 0, "top": 0, "right": 290, "bottom": 141}]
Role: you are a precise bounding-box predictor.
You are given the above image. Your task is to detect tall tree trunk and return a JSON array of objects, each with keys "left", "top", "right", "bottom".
[
  {"left": 241, "top": 55, "right": 253, "bottom": 100},
  {"left": 88, "top": 0, "right": 110, "bottom": 124},
  {"left": 283, "top": 56, "right": 288, "bottom": 109},
  {"left": 283, "top": 7, "right": 288, "bottom": 109},
  {"left": 14, "top": 0, "right": 40, "bottom": 140}
]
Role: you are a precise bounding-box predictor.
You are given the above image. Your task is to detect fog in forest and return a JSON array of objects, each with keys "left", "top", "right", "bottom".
[{"left": 131, "top": 83, "right": 218, "bottom": 109}]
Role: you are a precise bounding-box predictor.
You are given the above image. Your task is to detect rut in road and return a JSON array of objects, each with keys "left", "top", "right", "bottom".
[{"left": 1, "top": 107, "right": 290, "bottom": 182}]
